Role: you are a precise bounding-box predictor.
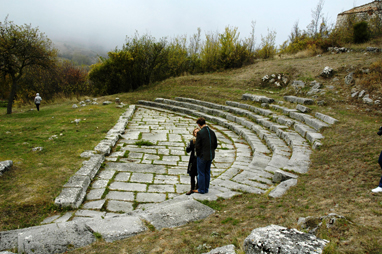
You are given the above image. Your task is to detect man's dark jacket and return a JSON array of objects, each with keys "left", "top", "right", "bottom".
[{"left": 196, "top": 126, "right": 217, "bottom": 161}]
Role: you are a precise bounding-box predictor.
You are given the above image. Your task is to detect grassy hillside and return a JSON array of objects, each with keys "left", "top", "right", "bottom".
[{"left": 1, "top": 47, "right": 382, "bottom": 253}]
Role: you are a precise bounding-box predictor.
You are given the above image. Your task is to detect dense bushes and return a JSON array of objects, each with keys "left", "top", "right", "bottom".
[
  {"left": 0, "top": 61, "right": 90, "bottom": 104},
  {"left": 88, "top": 27, "right": 255, "bottom": 95}
]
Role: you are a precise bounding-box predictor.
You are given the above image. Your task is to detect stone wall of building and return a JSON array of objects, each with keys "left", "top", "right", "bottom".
[{"left": 336, "top": 1, "right": 382, "bottom": 28}]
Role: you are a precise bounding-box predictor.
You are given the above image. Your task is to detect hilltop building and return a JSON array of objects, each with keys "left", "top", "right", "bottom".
[{"left": 336, "top": 0, "right": 382, "bottom": 28}]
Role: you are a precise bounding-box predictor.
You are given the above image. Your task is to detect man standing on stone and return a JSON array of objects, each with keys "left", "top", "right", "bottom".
[{"left": 194, "top": 117, "right": 217, "bottom": 194}]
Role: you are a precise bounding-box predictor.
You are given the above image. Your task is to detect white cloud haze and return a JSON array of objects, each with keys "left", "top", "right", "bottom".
[{"left": 0, "top": 0, "right": 371, "bottom": 52}]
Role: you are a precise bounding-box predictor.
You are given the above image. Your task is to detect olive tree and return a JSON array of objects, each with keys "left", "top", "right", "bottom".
[{"left": 0, "top": 17, "right": 56, "bottom": 114}]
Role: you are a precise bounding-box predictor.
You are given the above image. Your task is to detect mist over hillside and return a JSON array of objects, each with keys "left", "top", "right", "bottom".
[{"left": 53, "top": 40, "right": 108, "bottom": 66}]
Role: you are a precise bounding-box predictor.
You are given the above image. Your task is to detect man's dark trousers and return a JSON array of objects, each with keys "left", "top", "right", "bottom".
[{"left": 197, "top": 157, "right": 211, "bottom": 194}]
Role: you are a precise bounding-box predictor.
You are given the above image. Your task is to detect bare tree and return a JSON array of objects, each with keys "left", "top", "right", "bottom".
[
  {"left": 249, "top": 20, "right": 256, "bottom": 53},
  {"left": 307, "top": 0, "right": 325, "bottom": 38},
  {"left": 189, "top": 27, "right": 201, "bottom": 56},
  {"left": 289, "top": 20, "right": 301, "bottom": 43}
]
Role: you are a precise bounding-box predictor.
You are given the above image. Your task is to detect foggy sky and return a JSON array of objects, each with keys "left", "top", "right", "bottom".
[{"left": 0, "top": 0, "right": 371, "bottom": 52}]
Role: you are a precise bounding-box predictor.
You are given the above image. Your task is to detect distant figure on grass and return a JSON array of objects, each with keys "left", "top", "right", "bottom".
[
  {"left": 34, "top": 93, "right": 42, "bottom": 111},
  {"left": 185, "top": 128, "right": 199, "bottom": 195},
  {"left": 194, "top": 117, "right": 217, "bottom": 194}
]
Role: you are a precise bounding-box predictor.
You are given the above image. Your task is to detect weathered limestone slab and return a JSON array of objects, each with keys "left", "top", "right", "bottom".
[
  {"left": 94, "top": 141, "right": 112, "bottom": 155},
  {"left": 106, "top": 191, "right": 135, "bottom": 201},
  {"left": 241, "top": 94, "right": 275, "bottom": 104},
  {"left": 54, "top": 187, "right": 85, "bottom": 208},
  {"left": 106, "top": 162, "right": 167, "bottom": 174},
  {"left": 54, "top": 212, "right": 73, "bottom": 223},
  {"left": 133, "top": 197, "right": 215, "bottom": 230},
  {"left": 284, "top": 148, "right": 311, "bottom": 174},
  {"left": 107, "top": 200, "right": 134, "bottom": 212},
  {"left": 114, "top": 172, "right": 131, "bottom": 181},
  {"left": 86, "top": 188, "right": 105, "bottom": 200},
  {"left": 315, "top": 112, "right": 339, "bottom": 124},
  {"left": 0, "top": 227, "right": 30, "bottom": 251},
  {"left": 269, "top": 179, "right": 298, "bottom": 198},
  {"left": 290, "top": 112, "right": 329, "bottom": 131},
  {"left": 192, "top": 189, "right": 224, "bottom": 201},
  {"left": 154, "top": 175, "right": 179, "bottom": 184},
  {"left": 18, "top": 222, "right": 96, "bottom": 254},
  {"left": 204, "top": 244, "right": 236, "bottom": 254},
  {"left": 136, "top": 193, "right": 166, "bottom": 203},
  {"left": 86, "top": 215, "right": 147, "bottom": 242},
  {"left": 244, "top": 225, "right": 328, "bottom": 253},
  {"left": 75, "top": 210, "right": 106, "bottom": 219},
  {"left": 272, "top": 169, "right": 298, "bottom": 183},
  {"left": 294, "top": 124, "right": 316, "bottom": 138},
  {"left": 147, "top": 184, "right": 175, "bottom": 193},
  {"left": 284, "top": 95, "right": 314, "bottom": 105},
  {"left": 91, "top": 179, "right": 108, "bottom": 189},
  {"left": 41, "top": 215, "right": 60, "bottom": 225},
  {"left": 83, "top": 199, "right": 106, "bottom": 209},
  {"left": 130, "top": 173, "right": 154, "bottom": 183},
  {"left": 213, "top": 179, "right": 264, "bottom": 194},
  {"left": 296, "top": 104, "right": 312, "bottom": 113},
  {"left": 109, "top": 182, "right": 147, "bottom": 192},
  {"left": 306, "top": 132, "right": 324, "bottom": 144}
]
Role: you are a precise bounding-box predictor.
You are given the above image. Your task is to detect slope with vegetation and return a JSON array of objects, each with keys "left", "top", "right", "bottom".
[{"left": 1, "top": 44, "right": 382, "bottom": 253}]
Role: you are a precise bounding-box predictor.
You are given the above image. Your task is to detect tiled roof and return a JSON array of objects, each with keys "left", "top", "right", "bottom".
[{"left": 339, "top": 1, "right": 381, "bottom": 15}]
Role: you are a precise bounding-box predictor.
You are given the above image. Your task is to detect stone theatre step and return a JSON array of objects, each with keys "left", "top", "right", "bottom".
[{"left": 147, "top": 97, "right": 312, "bottom": 174}]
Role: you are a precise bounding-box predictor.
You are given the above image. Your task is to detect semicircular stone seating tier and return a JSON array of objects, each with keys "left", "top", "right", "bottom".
[
  {"left": 0, "top": 95, "right": 339, "bottom": 253},
  {"left": 49, "top": 95, "right": 336, "bottom": 218},
  {"left": 56, "top": 94, "right": 338, "bottom": 221}
]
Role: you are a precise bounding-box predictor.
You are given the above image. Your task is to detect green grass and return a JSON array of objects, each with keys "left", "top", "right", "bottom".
[
  {"left": 0, "top": 100, "right": 122, "bottom": 230},
  {"left": 134, "top": 140, "right": 155, "bottom": 147}
]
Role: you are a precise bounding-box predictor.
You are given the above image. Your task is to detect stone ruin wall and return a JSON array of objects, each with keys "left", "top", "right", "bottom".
[{"left": 336, "top": 1, "right": 382, "bottom": 28}]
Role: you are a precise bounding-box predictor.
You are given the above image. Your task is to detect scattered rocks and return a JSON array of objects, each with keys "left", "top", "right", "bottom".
[
  {"left": 0, "top": 160, "right": 13, "bottom": 176},
  {"left": 298, "top": 213, "right": 350, "bottom": 234},
  {"left": 321, "top": 66, "right": 334, "bottom": 78},
  {"left": 291, "top": 80, "right": 305, "bottom": 90},
  {"left": 244, "top": 225, "right": 329, "bottom": 253},
  {"left": 32, "top": 147, "right": 43, "bottom": 152},
  {"left": 358, "top": 90, "right": 366, "bottom": 98},
  {"left": 261, "top": 73, "right": 289, "bottom": 88},
  {"left": 103, "top": 101, "right": 113, "bottom": 105},
  {"left": 72, "top": 104, "right": 78, "bottom": 109},
  {"left": 344, "top": 72, "right": 355, "bottom": 85},
  {"left": 363, "top": 94, "right": 374, "bottom": 105},
  {"left": 203, "top": 244, "right": 235, "bottom": 254},
  {"left": 284, "top": 96, "right": 314, "bottom": 105},
  {"left": 366, "top": 47, "right": 380, "bottom": 53},
  {"left": 307, "top": 80, "right": 323, "bottom": 96},
  {"left": 72, "top": 119, "right": 81, "bottom": 125},
  {"left": 48, "top": 135, "right": 58, "bottom": 141},
  {"left": 328, "top": 47, "right": 348, "bottom": 54}
]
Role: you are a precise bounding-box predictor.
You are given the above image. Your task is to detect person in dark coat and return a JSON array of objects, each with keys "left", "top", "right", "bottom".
[
  {"left": 186, "top": 128, "right": 199, "bottom": 195},
  {"left": 193, "top": 117, "right": 217, "bottom": 194}
]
